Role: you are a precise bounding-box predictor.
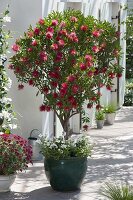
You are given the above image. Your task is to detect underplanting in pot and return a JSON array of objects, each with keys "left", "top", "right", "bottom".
[
  {"left": 104, "top": 104, "right": 116, "bottom": 125},
  {"left": 0, "top": 133, "right": 32, "bottom": 192},
  {"left": 95, "top": 110, "right": 105, "bottom": 129},
  {"left": 39, "top": 135, "right": 92, "bottom": 191}
]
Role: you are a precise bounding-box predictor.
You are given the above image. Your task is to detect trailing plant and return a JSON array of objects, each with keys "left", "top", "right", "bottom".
[
  {"left": 0, "top": 8, "right": 16, "bottom": 133},
  {"left": 9, "top": 10, "right": 123, "bottom": 139}
]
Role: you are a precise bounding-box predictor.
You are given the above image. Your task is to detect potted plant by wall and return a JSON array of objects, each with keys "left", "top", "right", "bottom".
[
  {"left": 95, "top": 109, "right": 105, "bottom": 129},
  {"left": 9, "top": 10, "right": 122, "bottom": 191},
  {"left": 104, "top": 104, "right": 116, "bottom": 125},
  {"left": 0, "top": 133, "right": 32, "bottom": 192}
]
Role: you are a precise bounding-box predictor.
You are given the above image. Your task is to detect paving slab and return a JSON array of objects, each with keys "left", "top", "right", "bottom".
[{"left": 0, "top": 106, "right": 133, "bottom": 200}]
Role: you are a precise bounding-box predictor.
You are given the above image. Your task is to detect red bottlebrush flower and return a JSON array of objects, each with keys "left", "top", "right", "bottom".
[
  {"left": 51, "top": 43, "right": 58, "bottom": 50},
  {"left": 102, "top": 67, "right": 107, "bottom": 73},
  {"left": 27, "top": 48, "right": 33, "bottom": 52},
  {"left": 38, "top": 18, "right": 45, "bottom": 25},
  {"left": 27, "top": 31, "right": 34, "bottom": 38},
  {"left": 85, "top": 54, "right": 93, "bottom": 61},
  {"left": 80, "top": 63, "right": 87, "bottom": 70},
  {"left": 68, "top": 32, "right": 78, "bottom": 42},
  {"left": 67, "top": 75, "right": 76, "bottom": 82},
  {"left": 71, "top": 59, "right": 76, "bottom": 65},
  {"left": 18, "top": 84, "right": 24, "bottom": 90},
  {"left": 32, "top": 70, "right": 39, "bottom": 77},
  {"left": 92, "top": 46, "right": 99, "bottom": 53},
  {"left": 28, "top": 79, "right": 33, "bottom": 85},
  {"left": 31, "top": 40, "right": 37, "bottom": 46},
  {"left": 113, "top": 49, "right": 119, "bottom": 57},
  {"left": 45, "top": 106, "right": 51, "bottom": 112},
  {"left": 12, "top": 44, "right": 20, "bottom": 52},
  {"left": 39, "top": 105, "right": 46, "bottom": 111},
  {"left": 50, "top": 81, "right": 58, "bottom": 87},
  {"left": 72, "top": 101, "right": 77, "bottom": 108},
  {"left": 61, "top": 82, "right": 68, "bottom": 89},
  {"left": 43, "top": 87, "right": 49, "bottom": 94},
  {"left": 40, "top": 51, "right": 47, "bottom": 61},
  {"left": 96, "top": 104, "right": 102, "bottom": 110},
  {"left": 52, "top": 92, "right": 58, "bottom": 98},
  {"left": 49, "top": 72, "right": 60, "bottom": 79},
  {"left": 55, "top": 52, "right": 63, "bottom": 62},
  {"left": 68, "top": 96, "right": 75, "bottom": 103},
  {"left": 60, "top": 88, "right": 67, "bottom": 97},
  {"left": 8, "top": 64, "right": 13, "bottom": 70},
  {"left": 117, "top": 73, "right": 122, "bottom": 78},
  {"left": 100, "top": 42, "right": 106, "bottom": 49},
  {"left": 90, "top": 96, "right": 96, "bottom": 101},
  {"left": 15, "top": 67, "right": 20, "bottom": 73},
  {"left": 72, "top": 85, "right": 79, "bottom": 94},
  {"left": 34, "top": 27, "right": 40, "bottom": 35},
  {"left": 87, "top": 103, "right": 93, "bottom": 109},
  {"left": 97, "top": 92, "right": 102, "bottom": 97},
  {"left": 83, "top": 125, "right": 88, "bottom": 131},
  {"left": 59, "top": 29, "right": 67, "bottom": 36},
  {"left": 70, "top": 49, "right": 76, "bottom": 55},
  {"left": 80, "top": 25, "right": 88, "bottom": 31},
  {"left": 56, "top": 101, "right": 63, "bottom": 108},
  {"left": 58, "top": 39, "right": 65, "bottom": 46},
  {"left": 47, "top": 27, "right": 54, "bottom": 33},
  {"left": 87, "top": 71, "right": 93, "bottom": 77},
  {"left": 52, "top": 19, "right": 58, "bottom": 26},
  {"left": 109, "top": 72, "right": 115, "bottom": 79},
  {"left": 106, "top": 85, "right": 111, "bottom": 90},
  {"left": 70, "top": 16, "right": 78, "bottom": 22},
  {"left": 92, "top": 30, "right": 101, "bottom": 37},
  {"left": 46, "top": 31, "right": 53, "bottom": 39}
]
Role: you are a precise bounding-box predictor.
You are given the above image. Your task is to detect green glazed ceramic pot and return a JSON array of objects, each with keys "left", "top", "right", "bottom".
[{"left": 44, "top": 157, "right": 87, "bottom": 191}]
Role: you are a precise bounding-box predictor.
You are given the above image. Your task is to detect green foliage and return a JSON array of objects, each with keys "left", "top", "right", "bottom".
[
  {"left": 0, "top": 8, "right": 16, "bottom": 133},
  {"left": 10, "top": 9, "right": 122, "bottom": 138},
  {"left": 100, "top": 182, "right": 133, "bottom": 200},
  {"left": 95, "top": 109, "right": 105, "bottom": 120},
  {"left": 104, "top": 104, "right": 116, "bottom": 114},
  {"left": 124, "top": 80, "right": 133, "bottom": 106},
  {"left": 125, "top": 9, "right": 133, "bottom": 79},
  {"left": 39, "top": 135, "right": 92, "bottom": 160}
]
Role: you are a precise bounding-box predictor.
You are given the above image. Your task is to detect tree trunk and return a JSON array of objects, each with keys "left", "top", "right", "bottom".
[{"left": 62, "top": 120, "right": 70, "bottom": 140}]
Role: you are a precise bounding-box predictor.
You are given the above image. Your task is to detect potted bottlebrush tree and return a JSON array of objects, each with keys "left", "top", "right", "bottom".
[{"left": 9, "top": 10, "right": 123, "bottom": 191}]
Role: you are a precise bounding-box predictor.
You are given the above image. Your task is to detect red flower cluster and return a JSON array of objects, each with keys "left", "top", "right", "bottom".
[{"left": 0, "top": 133, "right": 32, "bottom": 175}]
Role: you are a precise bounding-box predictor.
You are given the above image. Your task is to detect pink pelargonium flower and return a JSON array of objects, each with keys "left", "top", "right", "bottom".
[
  {"left": 52, "top": 19, "right": 58, "bottom": 26},
  {"left": 31, "top": 40, "right": 38, "bottom": 46},
  {"left": 34, "top": 27, "right": 40, "bottom": 35},
  {"left": 40, "top": 51, "right": 47, "bottom": 61},
  {"left": 85, "top": 54, "right": 93, "bottom": 61},
  {"left": 70, "top": 49, "right": 76, "bottom": 55},
  {"left": 49, "top": 71, "right": 60, "bottom": 79},
  {"left": 38, "top": 18, "right": 45, "bottom": 25},
  {"left": 68, "top": 32, "right": 78, "bottom": 42},
  {"left": 70, "top": 16, "right": 78, "bottom": 22},
  {"left": 27, "top": 48, "right": 33, "bottom": 52},
  {"left": 46, "top": 31, "right": 53, "bottom": 39},
  {"left": 92, "top": 46, "right": 99, "bottom": 53},
  {"left": 67, "top": 75, "right": 76, "bottom": 82},
  {"left": 47, "top": 27, "right": 54, "bottom": 33},
  {"left": 87, "top": 71, "right": 93, "bottom": 77},
  {"left": 12, "top": 44, "right": 20, "bottom": 52},
  {"left": 51, "top": 43, "right": 58, "bottom": 50},
  {"left": 58, "top": 39, "right": 65, "bottom": 46},
  {"left": 55, "top": 52, "right": 63, "bottom": 62},
  {"left": 80, "top": 63, "right": 87, "bottom": 70},
  {"left": 61, "top": 82, "right": 68, "bottom": 89},
  {"left": 80, "top": 25, "right": 88, "bottom": 31},
  {"left": 92, "top": 30, "right": 101, "bottom": 37}
]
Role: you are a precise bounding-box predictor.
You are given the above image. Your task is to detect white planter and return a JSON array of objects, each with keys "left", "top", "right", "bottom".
[
  {"left": 106, "top": 113, "right": 116, "bottom": 125},
  {"left": 0, "top": 174, "right": 16, "bottom": 192},
  {"left": 96, "top": 120, "right": 104, "bottom": 129}
]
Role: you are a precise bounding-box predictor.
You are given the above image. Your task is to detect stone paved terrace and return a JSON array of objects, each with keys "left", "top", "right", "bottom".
[{"left": 0, "top": 106, "right": 133, "bottom": 200}]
